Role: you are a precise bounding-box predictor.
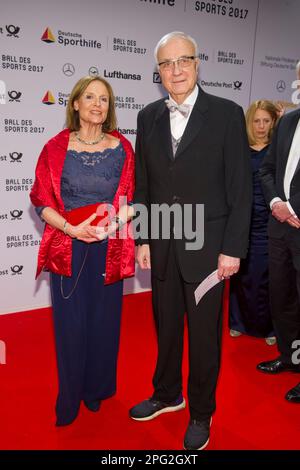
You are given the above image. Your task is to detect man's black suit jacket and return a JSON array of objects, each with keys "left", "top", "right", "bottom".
[
  {"left": 260, "top": 108, "right": 300, "bottom": 241},
  {"left": 134, "top": 86, "right": 252, "bottom": 282}
]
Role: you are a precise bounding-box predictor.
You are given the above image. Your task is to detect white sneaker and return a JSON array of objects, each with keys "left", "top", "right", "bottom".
[
  {"left": 230, "top": 329, "right": 242, "bottom": 337},
  {"left": 265, "top": 336, "right": 276, "bottom": 346}
]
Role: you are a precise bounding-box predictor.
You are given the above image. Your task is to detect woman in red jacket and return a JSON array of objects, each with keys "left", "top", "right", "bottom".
[{"left": 30, "top": 76, "right": 135, "bottom": 426}]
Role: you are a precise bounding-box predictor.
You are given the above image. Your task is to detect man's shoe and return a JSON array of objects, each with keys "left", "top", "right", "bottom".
[
  {"left": 285, "top": 383, "right": 300, "bottom": 403},
  {"left": 84, "top": 399, "right": 101, "bottom": 412},
  {"left": 183, "top": 417, "right": 212, "bottom": 450},
  {"left": 129, "top": 394, "right": 185, "bottom": 421},
  {"left": 257, "top": 357, "right": 300, "bottom": 374}
]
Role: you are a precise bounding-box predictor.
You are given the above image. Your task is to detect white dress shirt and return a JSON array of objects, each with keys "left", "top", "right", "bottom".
[
  {"left": 270, "top": 117, "right": 300, "bottom": 214},
  {"left": 168, "top": 85, "right": 199, "bottom": 141}
]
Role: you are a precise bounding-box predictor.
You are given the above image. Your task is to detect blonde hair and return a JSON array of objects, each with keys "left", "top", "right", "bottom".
[
  {"left": 246, "top": 100, "right": 279, "bottom": 146},
  {"left": 66, "top": 76, "right": 117, "bottom": 132}
]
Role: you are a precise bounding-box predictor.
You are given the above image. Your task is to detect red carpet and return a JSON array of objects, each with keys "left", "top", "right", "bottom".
[{"left": 0, "top": 287, "right": 299, "bottom": 450}]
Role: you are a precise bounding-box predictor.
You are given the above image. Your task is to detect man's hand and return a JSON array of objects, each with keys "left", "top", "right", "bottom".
[
  {"left": 136, "top": 244, "right": 151, "bottom": 269},
  {"left": 272, "top": 201, "right": 292, "bottom": 223},
  {"left": 217, "top": 254, "right": 240, "bottom": 280},
  {"left": 286, "top": 215, "right": 300, "bottom": 229}
]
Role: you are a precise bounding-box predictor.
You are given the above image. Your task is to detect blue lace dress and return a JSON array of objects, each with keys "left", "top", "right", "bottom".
[
  {"left": 50, "top": 143, "right": 127, "bottom": 426},
  {"left": 229, "top": 145, "right": 274, "bottom": 338},
  {"left": 61, "top": 143, "right": 125, "bottom": 210}
]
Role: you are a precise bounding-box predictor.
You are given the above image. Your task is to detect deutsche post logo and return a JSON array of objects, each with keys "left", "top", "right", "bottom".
[{"left": 6, "top": 25, "right": 20, "bottom": 37}]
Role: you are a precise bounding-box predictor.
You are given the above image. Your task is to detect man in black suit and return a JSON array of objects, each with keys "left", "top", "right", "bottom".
[
  {"left": 129, "top": 31, "right": 252, "bottom": 449},
  {"left": 257, "top": 107, "right": 300, "bottom": 402}
]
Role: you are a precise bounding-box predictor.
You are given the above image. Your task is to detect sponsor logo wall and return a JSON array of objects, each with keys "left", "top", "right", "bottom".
[{"left": 0, "top": 0, "right": 299, "bottom": 314}]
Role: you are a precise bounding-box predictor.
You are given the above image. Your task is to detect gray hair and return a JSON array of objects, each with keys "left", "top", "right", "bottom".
[
  {"left": 296, "top": 60, "right": 300, "bottom": 77},
  {"left": 154, "top": 31, "right": 199, "bottom": 63}
]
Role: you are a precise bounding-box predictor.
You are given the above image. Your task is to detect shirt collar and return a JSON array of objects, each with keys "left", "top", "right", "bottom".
[{"left": 168, "top": 85, "right": 199, "bottom": 108}]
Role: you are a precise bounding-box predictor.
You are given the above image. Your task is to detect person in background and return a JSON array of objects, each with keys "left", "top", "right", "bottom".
[
  {"left": 30, "top": 76, "right": 135, "bottom": 426},
  {"left": 129, "top": 31, "right": 252, "bottom": 450},
  {"left": 296, "top": 59, "right": 300, "bottom": 88},
  {"left": 229, "top": 100, "right": 280, "bottom": 345},
  {"left": 257, "top": 100, "right": 300, "bottom": 402},
  {"left": 275, "top": 60, "right": 300, "bottom": 115}
]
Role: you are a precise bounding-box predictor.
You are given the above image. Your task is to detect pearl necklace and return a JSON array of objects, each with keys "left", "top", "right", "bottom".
[{"left": 75, "top": 131, "right": 105, "bottom": 145}]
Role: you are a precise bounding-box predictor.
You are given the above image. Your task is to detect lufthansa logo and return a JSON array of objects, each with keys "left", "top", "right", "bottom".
[
  {"left": 10, "top": 210, "right": 23, "bottom": 220},
  {"left": 6, "top": 25, "right": 20, "bottom": 37},
  {"left": 8, "top": 90, "right": 22, "bottom": 102},
  {"left": 277, "top": 80, "right": 286, "bottom": 92},
  {"left": 153, "top": 72, "right": 161, "bottom": 84},
  {"left": 89, "top": 66, "right": 99, "bottom": 77},
  {"left": 11, "top": 265, "right": 23, "bottom": 275},
  {"left": 9, "top": 152, "right": 23, "bottom": 162},
  {"left": 63, "top": 63, "right": 75, "bottom": 76}
]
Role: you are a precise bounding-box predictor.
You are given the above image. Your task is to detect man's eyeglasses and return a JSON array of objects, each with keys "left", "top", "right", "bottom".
[{"left": 158, "top": 56, "right": 197, "bottom": 72}]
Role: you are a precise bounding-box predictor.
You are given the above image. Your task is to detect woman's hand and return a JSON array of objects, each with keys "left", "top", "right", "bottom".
[
  {"left": 67, "top": 213, "right": 100, "bottom": 243},
  {"left": 86, "top": 204, "right": 135, "bottom": 241},
  {"left": 86, "top": 220, "right": 119, "bottom": 241}
]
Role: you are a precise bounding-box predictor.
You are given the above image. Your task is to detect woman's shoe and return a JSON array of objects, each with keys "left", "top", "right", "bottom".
[
  {"left": 55, "top": 415, "right": 78, "bottom": 426},
  {"left": 230, "top": 329, "right": 242, "bottom": 337},
  {"left": 84, "top": 400, "right": 101, "bottom": 412},
  {"left": 265, "top": 336, "right": 276, "bottom": 346}
]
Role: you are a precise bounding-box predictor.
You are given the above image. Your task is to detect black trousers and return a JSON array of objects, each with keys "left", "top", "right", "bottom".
[
  {"left": 151, "top": 241, "right": 224, "bottom": 421},
  {"left": 268, "top": 235, "right": 300, "bottom": 363}
]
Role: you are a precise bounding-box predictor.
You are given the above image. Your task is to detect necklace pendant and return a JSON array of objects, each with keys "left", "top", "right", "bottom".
[{"left": 75, "top": 132, "right": 105, "bottom": 145}]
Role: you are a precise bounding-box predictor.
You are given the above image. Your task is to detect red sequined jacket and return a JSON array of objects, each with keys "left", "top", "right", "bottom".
[{"left": 30, "top": 128, "right": 135, "bottom": 284}]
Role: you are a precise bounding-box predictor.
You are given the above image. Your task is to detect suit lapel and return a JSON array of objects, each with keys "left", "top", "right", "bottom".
[
  {"left": 155, "top": 100, "right": 174, "bottom": 161},
  {"left": 175, "top": 86, "right": 208, "bottom": 159},
  {"left": 285, "top": 112, "right": 300, "bottom": 176}
]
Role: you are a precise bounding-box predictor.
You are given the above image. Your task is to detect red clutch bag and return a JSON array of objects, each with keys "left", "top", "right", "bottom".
[{"left": 65, "top": 202, "right": 111, "bottom": 227}]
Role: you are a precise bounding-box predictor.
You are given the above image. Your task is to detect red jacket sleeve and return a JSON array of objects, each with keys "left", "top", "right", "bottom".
[{"left": 30, "top": 144, "right": 56, "bottom": 209}]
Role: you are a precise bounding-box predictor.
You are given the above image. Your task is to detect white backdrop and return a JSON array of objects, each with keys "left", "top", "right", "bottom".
[{"left": 0, "top": 0, "right": 298, "bottom": 314}]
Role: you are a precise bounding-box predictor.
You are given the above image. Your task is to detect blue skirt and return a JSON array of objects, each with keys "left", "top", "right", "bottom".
[
  {"left": 50, "top": 239, "right": 123, "bottom": 426},
  {"left": 229, "top": 243, "right": 274, "bottom": 338}
]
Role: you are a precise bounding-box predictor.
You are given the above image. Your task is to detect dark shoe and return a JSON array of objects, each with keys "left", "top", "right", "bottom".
[
  {"left": 129, "top": 394, "right": 185, "bottom": 421},
  {"left": 183, "top": 417, "right": 212, "bottom": 450},
  {"left": 285, "top": 383, "right": 300, "bottom": 403},
  {"left": 257, "top": 357, "right": 300, "bottom": 374},
  {"left": 55, "top": 415, "right": 78, "bottom": 427},
  {"left": 84, "top": 399, "right": 101, "bottom": 412}
]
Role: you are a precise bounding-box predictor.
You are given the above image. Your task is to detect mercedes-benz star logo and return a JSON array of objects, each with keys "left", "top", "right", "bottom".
[
  {"left": 276, "top": 80, "right": 286, "bottom": 92},
  {"left": 62, "top": 63, "right": 75, "bottom": 76}
]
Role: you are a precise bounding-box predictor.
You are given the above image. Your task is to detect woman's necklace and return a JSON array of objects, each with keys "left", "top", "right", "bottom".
[{"left": 75, "top": 131, "right": 105, "bottom": 145}]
